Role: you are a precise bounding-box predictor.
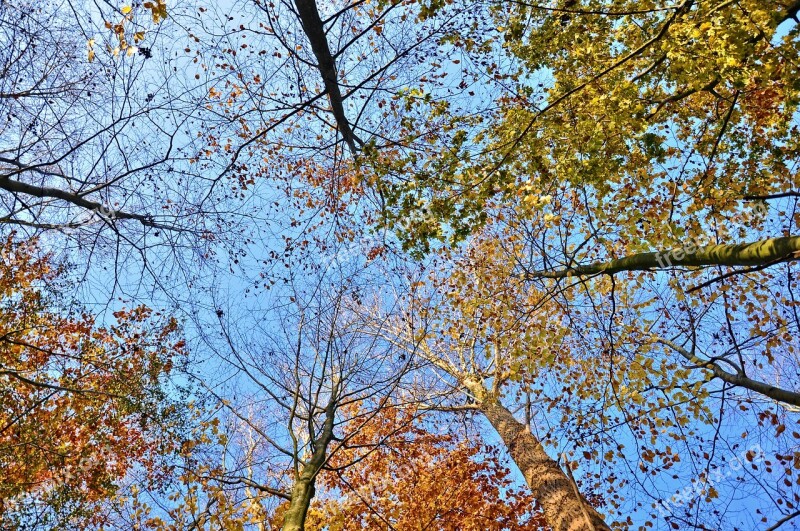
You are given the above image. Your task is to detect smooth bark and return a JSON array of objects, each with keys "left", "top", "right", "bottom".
[
  {"left": 293, "top": 0, "right": 360, "bottom": 154},
  {"left": 281, "top": 394, "right": 337, "bottom": 531},
  {"left": 527, "top": 235, "right": 800, "bottom": 279},
  {"left": 657, "top": 338, "right": 800, "bottom": 407}
]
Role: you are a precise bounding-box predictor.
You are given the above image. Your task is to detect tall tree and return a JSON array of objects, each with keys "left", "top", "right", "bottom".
[
  {"left": 342, "top": 1, "right": 800, "bottom": 528},
  {"left": 152, "top": 246, "right": 416, "bottom": 531},
  {"left": 366, "top": 237, "right": 612, "bottom": 531}
]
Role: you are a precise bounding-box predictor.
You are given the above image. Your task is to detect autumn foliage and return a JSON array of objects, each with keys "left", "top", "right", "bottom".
[
  {"left": 0, "top": 236, "right": 186, "bottom": 528},
  {"left": 4, "top": 0, "right": 800, "bottom": 529},
  {"left": 301, "top": 406, "right": 546, "bottom": 531}
]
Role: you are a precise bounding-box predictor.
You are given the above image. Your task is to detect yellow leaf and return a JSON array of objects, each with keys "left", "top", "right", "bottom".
[{"left": 121, "top": 5, "right": 132, "bottom": 14}]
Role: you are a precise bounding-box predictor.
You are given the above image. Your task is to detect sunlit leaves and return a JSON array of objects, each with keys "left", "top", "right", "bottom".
[
  {"left": 306, "top": 405, "right": 546, "bottom": 531},
  {"left": 0, "top": 236, "right": 186, "bottom": 528}
]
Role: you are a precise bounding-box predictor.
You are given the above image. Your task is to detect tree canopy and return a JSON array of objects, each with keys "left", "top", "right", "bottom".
[{"left": 2, "top": 1, "right": 800, "bottom": 530}]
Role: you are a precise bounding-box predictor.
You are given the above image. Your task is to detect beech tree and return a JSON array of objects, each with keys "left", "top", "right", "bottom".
[
  {"left": 0, "top": 0, "right": 255, "bottom": 303},
  {"left": 117, "top": 248, "right": 416, "bottom": 530},
  {"left": 7, "top": 1, "right": 800, "bottom": 530},
  {"left": 363, "top": 239, "right": 612, "bottom": 531},
  {"left": 0, "top": 235, "right": 187, "bottom": 529},
  {"left": 339, "top": 1, "right": 800, "bottom": 529}
]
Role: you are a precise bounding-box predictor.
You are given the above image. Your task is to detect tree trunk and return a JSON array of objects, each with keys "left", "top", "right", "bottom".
[
  {"left": 281, "top": 467, "right": 318, "bottom": 531},
  {"left": 282, "top": 389, "right": 338, "bottom": 531},
  {"left": 479, "top": 399, "right": 611, "bottom": 531}
]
